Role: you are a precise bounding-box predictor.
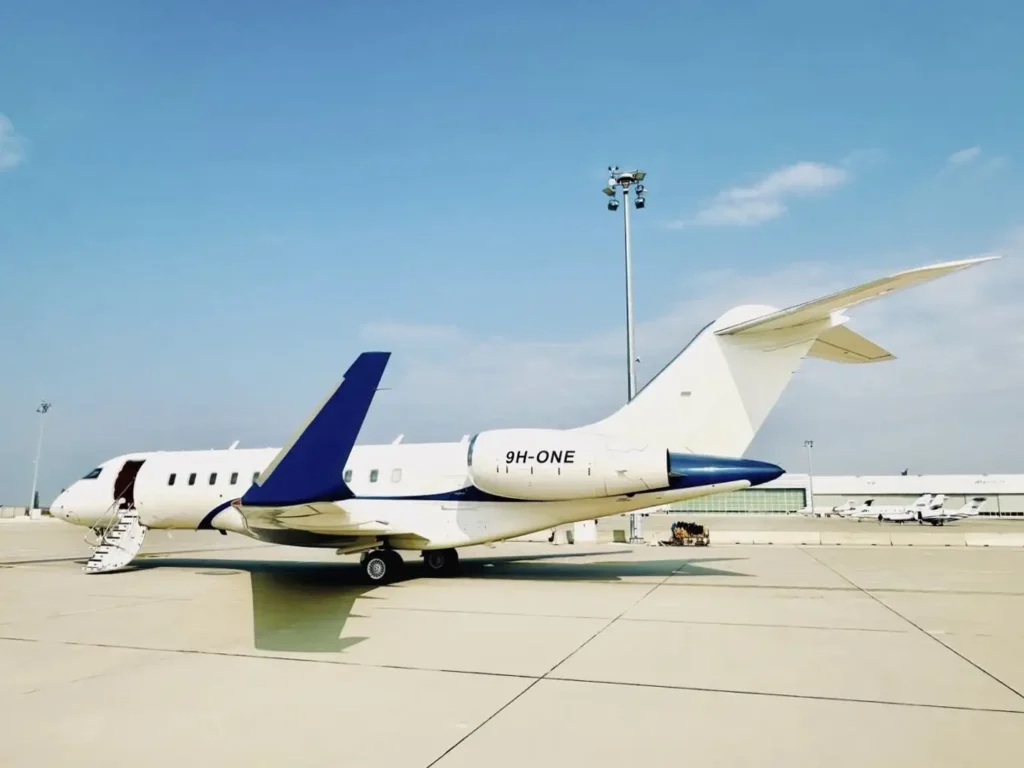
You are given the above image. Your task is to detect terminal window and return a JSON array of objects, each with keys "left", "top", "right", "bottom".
[{"left": 668, "top": 488, "right": 806, "bottom": 514}]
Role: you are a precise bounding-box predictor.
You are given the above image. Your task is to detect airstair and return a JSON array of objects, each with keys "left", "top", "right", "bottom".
[{"left": 84, "top": 499, "right": 147, "bottom": 574}]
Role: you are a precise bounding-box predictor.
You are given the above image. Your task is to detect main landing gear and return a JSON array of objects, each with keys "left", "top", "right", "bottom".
[
  {"left": 360, "top": 548, "right": 404, "bottom": 584},
  {"left": 359, "top": 547, "right": 461, "bottom": 584},
  {"left": 422, "top": 548, "right": 459, "bottom": 576}
]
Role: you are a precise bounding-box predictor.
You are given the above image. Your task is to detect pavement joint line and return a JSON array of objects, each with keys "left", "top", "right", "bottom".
[
  {"left": 422, "top": 567, "right": 682, "bottom": 767},
  {"left": 655, "top": 581, "right": 1024, "bottom": 597},
  {"left": 618, "top": 616, "right": 906, "bottom": 634},
  {"left": 4, "top": 628, "right": 1023, "bottom": 719},
  {"left": 371, "top": 606, "right": 907, "bottom": 634},
  {"left": 373, "top": 605, "right": 617, "bottom": 621},
  {"left": 0, "top": 634, "right": 539, "bottom": 682},
  {"left": 542, "top": 676, "right": 1024, "bottom": 716},
  {"left": 0, "top": 544, "right": 267, "bottom": 567},
  {"left": 799, "top": 547, "right": 1024, "bottom": 704},
  {"left": 0, "top": 596, "right": 191, "bottom": 629}
]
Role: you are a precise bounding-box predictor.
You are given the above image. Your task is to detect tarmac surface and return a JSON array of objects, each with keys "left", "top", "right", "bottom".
[
  {"left": 2, "top": 519, "right": 1024, "bottom": 767},
  {"left": 600, "top": 511, "right": 1024, "bottom": 536}
]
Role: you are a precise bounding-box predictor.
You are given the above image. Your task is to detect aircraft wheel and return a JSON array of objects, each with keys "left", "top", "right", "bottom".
[
  {"left": 362, "top": 549, "right": 403, "bottom": 585},
  {"left": 422, "top": 548, "right": 459, "bottom": 576}
]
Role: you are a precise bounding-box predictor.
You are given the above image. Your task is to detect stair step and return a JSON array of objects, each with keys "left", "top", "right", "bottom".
[{"left": 83, "top": 509, "right": 147, "bottom": 574}]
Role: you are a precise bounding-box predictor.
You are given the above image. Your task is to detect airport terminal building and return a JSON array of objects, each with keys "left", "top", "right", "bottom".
[{"left": 665, "top": 474, "right": 1024, "bottom": 517}]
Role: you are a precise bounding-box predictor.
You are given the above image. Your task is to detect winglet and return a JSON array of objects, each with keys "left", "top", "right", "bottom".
[{"left": 241, "top": 352, "right": 391, "bottom": 507}]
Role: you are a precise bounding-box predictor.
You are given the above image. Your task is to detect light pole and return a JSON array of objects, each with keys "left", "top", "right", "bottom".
[
  {"left": 604, "top": 167, "right": 648, "bottom": 543},
  {"left": 804, "top": 439, "right": 816, "bottom": 517},
  {"left": 29, "top": 401, "right": 51, "bottom": 513}
]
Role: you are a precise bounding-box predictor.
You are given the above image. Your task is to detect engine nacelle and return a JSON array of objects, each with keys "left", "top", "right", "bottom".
[{"left": 467, "top": 428, "right": 670, "bottom": 501}]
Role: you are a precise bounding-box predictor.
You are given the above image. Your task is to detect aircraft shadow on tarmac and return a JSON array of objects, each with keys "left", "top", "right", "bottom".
[
  {"left": 125, "top": 550, "right": 750, "bottom": 654},
  {"left": 458, "top": 550, "right": 751, "bottom": 582}
]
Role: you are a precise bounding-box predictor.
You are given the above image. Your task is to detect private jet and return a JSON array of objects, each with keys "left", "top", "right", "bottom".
[
  {"left": 918, "top": 496, "right": 987, "bottom": 525},
  {"left": 849, "top": 494, "right": 936, "bottom": 523},
  {"left": 50, "top": 256, "right": 997, "bottom": 582}
]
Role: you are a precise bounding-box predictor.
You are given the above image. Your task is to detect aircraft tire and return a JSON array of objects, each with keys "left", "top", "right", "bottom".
[
  {"left": 363, "top": 549, "right": 403, "bottom": 585},
  {"left": 422, "top": 548, "right": 459, "bottom": 576}
]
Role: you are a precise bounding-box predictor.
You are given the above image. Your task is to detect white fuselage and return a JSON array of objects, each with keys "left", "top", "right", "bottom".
[
  {"left": 919, "top": 499, "right": 985, "bottom": 524},
  {"left": 51, "top": 442, "right": 751, "bottom": 550},
  {"left": 849, "top": 497, "right": 933, "bottom": 522}
]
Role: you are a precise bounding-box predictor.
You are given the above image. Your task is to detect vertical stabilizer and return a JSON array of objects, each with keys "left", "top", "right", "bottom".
[{"left": 579, "top": 256, "right": 998, "bottom": 457}]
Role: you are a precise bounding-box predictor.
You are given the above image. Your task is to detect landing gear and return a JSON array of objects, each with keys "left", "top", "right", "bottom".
[
  {"left": 422, "top": 548, "right": 459, "bottom": 577},
  {"left": 360, "top": 548, "right": 404, "bottom": 584}
]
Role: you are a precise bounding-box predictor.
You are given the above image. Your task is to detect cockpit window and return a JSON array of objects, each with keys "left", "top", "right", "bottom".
[{"left": 82, "top": 468, "right": 102, "bottom": 480}]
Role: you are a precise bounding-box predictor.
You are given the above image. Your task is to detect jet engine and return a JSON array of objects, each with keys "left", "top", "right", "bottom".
[{"left": 467, "top": 428, "right": 670, "bottom": 501}]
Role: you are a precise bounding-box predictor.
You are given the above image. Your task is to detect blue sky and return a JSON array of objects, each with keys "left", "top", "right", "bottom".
[{"left": 2, "top": 0, "right": 1023, "bottom": 503}]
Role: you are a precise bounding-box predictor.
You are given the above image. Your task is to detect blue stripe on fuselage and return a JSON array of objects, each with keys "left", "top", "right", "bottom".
[{"left": 201, "top": 453, "right": 783, "bottom": 520}]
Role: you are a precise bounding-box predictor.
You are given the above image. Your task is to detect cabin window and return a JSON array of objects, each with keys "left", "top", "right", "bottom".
[
  {"left": 168, "top": 473, "right": 176, "bottom": 486},
  {"left": 391, "top": 468, "right": 402, "bottom": 483},
  {"left": 230, "top": 472, "right": 238, "bottom": 485},
  {"left": 209, "top": 473, "right": 217, "bottom": 485},
  {"left": 188, "top": 473, "right": 197, "bottom": 486},
  {"left": 343, "top": 469, "right": 353, "bottom": 483},
  {"left": 82, "top": 468, "right": 102, "bottom": 480},
  {"left": 369, "top": 469, "right": 379, "bottom": 483},
  {"left": 252, "top": 472, "right": 259, "bottom": 483}
]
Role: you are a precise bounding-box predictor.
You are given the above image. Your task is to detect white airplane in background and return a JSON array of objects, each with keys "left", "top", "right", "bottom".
[
  {"left": 50, "top": 256, "right": 997, "bottom": 582},
  {"left": 849, "top": 494, "right": 935, "bottom": 523},
  {"left": 918, "top": 496, "right": 986, "bottom": 525},
  {"left": 829, "top": 500, "right": 858, "bottom": 517}
]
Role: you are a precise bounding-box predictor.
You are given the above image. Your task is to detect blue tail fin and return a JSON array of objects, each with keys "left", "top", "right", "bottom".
[{"left": 241, "top": 352, "right": 391, "bottom": 507}]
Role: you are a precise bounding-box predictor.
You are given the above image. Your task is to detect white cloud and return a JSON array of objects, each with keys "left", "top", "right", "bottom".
[
  {"left": 0, "top": 114, "right": 26, "bottom": 170},
  {"left": 675, "top": 162, "right": 848, "bottom": 228},
  {"left": 947, "top": 146, "right": 981, "bottom": 166},
  {"left": 358, "top": 239, "right": 1023, "bottom": 475},
  {"left": 939, "top": 146, "right": 1007, "bottom": 178}
]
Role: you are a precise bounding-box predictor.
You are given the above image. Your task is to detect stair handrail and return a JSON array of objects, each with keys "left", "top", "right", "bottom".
[{"left": 83, "top": 497, "right": 129, "bottom": 547}]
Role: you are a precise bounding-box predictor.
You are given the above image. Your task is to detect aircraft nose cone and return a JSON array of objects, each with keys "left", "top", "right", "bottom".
[
  {"left": 50, "top": 494, "right": 72, "bottom": 522},
  {"left": 667, "top": 453, "right": 785, "bottom": 489}
]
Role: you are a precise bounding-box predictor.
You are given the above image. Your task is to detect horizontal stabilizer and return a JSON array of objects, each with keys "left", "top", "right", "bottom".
[
  {"left": 808, "top": 325, "right": 894, "bottom": 364},
  {"left": 241, "top": 352, "right": 390, "bottom": 508},
  {"left": 716, "top": 255, "right": 999, "bottom": 336},
  {"left": 582, "top": 254, "right": 998, "bottom": 458}
]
